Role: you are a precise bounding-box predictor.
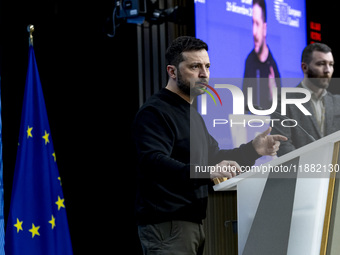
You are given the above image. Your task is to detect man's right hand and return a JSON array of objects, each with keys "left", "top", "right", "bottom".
[{"left": 210, "top": 160, "right": 241, "bottom": 180}]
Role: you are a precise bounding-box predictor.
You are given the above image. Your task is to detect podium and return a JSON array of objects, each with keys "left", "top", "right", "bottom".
[{"left": 214, "top": 130, "right": 340, "bottom": 255}]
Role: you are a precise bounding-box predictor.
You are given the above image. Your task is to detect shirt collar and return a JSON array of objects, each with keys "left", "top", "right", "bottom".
[{"left": 301, "top": 81, "right": 327, "bottom": 101}]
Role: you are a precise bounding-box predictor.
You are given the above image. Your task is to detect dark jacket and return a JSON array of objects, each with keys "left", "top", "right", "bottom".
[{"left": 271, "top": 83, "right": 340, "bottom": 156}]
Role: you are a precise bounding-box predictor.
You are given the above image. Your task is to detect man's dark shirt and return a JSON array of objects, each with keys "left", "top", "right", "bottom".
[{"left": 132, "top": 88, "right": 260, "bottom": 225}]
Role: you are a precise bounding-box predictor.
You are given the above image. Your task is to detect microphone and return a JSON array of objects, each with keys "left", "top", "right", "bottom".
[{"left": 246, "top": 105, "right": 316, "bottom": 142}]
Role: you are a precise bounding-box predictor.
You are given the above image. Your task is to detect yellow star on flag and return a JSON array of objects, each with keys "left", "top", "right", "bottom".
[
  {"left": 14, "top": 218, "right": 23, "bottom": 233},
  {"left": 52, "top": 152, "right": 57, "bottom": 162},
  {"left": 29, "top": 223, "right": 40, "bottom": 238},
  {"left": 42, "top": 130, "right": 50, "bottom": 145},
  {"left": 27, "top": 126, "right": 33, "bottom": 138},
  {"left": 49, "top": 215, "right": 56, "bottom": 230},
  {"left": 55, "top": 196, "right": 65, "bottom": 211}
]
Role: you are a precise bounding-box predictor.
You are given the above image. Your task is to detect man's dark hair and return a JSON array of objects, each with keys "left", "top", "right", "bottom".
[
  {"left": 301, "top": 43, "right": 332, "bottom": 64},
  {"left": 253, "top": 0, "right": 267, "bottom": 22},
  {"left": 165, "top": 36, "right": 208, "bottom": 68}
]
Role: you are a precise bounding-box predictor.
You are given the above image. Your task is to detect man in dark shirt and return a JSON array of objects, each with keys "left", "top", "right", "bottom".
[
  {"left": 243, "top": 0, "right": 281, "bottom": 109},
  {"left": 133, "top": 36, "right": 287, "bottom": 255}
]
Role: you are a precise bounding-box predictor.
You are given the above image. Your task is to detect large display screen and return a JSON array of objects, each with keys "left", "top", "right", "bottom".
[{"left": 195, "top": 0, "right": 307, "bottom": 155}]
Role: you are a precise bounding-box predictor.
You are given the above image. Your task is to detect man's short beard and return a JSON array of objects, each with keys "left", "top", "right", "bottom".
[
  {"left": 307, "top": 67, "right": 330, "bottom": 89},
  {"left": 254, "top": 39, "right": 264, "bottom": 56},
  {"left": 177, "top": 71, "right": 191, "bottom": 96},
  {"left": 177, "top": 70, "right": 206, "bottom": 97}
]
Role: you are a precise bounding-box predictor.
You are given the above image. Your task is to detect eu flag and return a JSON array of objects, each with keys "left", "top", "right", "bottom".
[{"left": 5, "top": 46, "right": 73, "bottom": 254}]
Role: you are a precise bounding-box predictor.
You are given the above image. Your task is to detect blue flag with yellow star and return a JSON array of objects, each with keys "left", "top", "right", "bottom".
[{"left": 5, "top": 46, "right": 73, "bottom": 255}]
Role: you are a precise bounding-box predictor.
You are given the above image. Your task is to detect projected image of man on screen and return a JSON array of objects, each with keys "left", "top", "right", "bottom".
[{"left": 243, "top": 0, "right": 281, "bottom": 109}]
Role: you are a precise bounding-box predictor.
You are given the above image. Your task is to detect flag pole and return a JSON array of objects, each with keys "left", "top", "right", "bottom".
[
  {"left": 27, "top": 24, "right": 34, "bottom": 46},
  {"left": 5, "top": 22, "right": 73, "bottom": 255}
]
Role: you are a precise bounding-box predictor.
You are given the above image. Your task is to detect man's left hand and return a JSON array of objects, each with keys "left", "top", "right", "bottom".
[{"left": 252, "top": 127, "right": 288, "bottom": 156}]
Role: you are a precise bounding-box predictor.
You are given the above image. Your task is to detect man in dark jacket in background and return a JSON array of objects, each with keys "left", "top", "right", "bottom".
[{"left": 271, "top": 42, "right": 340, "bottom": 156}]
